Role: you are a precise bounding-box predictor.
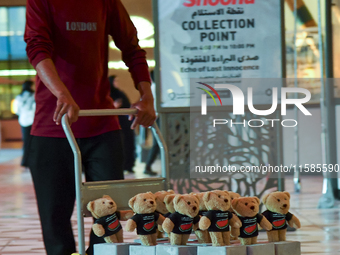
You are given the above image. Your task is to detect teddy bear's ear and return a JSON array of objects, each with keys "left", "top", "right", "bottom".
[
  {"left": 203, "top": 191, "right": 211, "bottom": 203},
  {"left": 87, "top": 201, "right": 94, "bottom": 212},
  {"left": 173, "top": 194, "right": 183, "bottom": 204},
  {"left": 154, "top": 191, "right": 161, "bottom": 197},
  {"left": 102, "top": 195, "right": 111, "bottom": 200},
  {"left": 164, "top": 194, "right": 175, "bottom": 204},
  {"left": 191, "top": 193, "right": 201, "bottom": 202},
  {"left": 128, "top": 195, "right": 137, "bottom": 209},
  {"left": 146, "top": 192, "right": 155, "bottom": 199},
  {"left": 262, "top": 193, "right": 270, "bottom": 204},
  {"left": 283, "top": 191, "right": 290, "bottom": 199},
  {"left": 224, "top": 190, "right": 230, "bottom": 197},
  {"left": 168, "top": 189, "right": 175, "bottom": 194},
  {"left": 253, "top": 197, "right": 260, "bottom": 205},
  {"left": 231, "top": 198, "right": 239, "bottom": 208},
  {"left": 189, "top": 192, "right": 196, "bottom": 198}
]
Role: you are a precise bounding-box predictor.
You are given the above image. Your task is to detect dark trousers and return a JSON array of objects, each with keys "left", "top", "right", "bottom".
[
  {"left": 28, "top": 130, "right": 124, "bottom": 255},
  {"left": 119, "top": 116, "right": 136, "bottom": 171},
  {"left": 20, "top": 125, "right": 32, "bottom": 167}
]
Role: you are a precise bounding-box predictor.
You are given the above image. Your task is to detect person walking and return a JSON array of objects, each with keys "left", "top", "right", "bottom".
[
  {"left": 109, "top": 75, "right": 136, "bottom": 173},
  {"left": 14, "top": 80, "right": 35, "bottom": 169}
]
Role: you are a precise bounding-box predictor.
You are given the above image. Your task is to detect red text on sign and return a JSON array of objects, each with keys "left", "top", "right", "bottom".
[{"left": 183, "top": 0, "right": 255, "bottom": 7}]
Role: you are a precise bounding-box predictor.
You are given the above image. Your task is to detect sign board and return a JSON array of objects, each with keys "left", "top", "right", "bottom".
[{"left": 155, "top": 0, "right": 283, "bottom": 108}]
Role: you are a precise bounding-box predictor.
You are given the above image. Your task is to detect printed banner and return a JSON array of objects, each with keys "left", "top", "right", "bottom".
[{"left": 157, "top": 0, "right": 282, "bottom": 108}]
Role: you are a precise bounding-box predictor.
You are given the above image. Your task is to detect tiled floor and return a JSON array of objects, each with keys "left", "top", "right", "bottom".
[{"left": 0, "top": 147, "right": 340, "bottom": 254}]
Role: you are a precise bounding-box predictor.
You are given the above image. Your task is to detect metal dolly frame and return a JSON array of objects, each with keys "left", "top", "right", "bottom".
[{"left": 62, "top": 109, "right": 170, "bottom": 255}]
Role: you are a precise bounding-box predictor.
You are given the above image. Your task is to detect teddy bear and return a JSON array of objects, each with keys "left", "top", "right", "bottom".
[
  {"left": 125, "top": 192, "right": 165, "bottom": 246},
  {"left": 228, "top": 191, "right": 241, "bottom": 240},
  {"left": 232, "top": 196, "right": 272, "bottom": 245},
  {"left": 262, "top": 191, "right": 301, "bottom": 242},
  {"left": 162, "top": 194, "right": 200, "bottom": 245},
  {"left": 86, "top": 195, "right": 133, "bottom": 243},
  {"left": 155, "top": 190, "right": 175, "bottom": 217},
  {"left": 191, "top": 192, "right": 211, "bottom": 244},
  {"left": 154, "top": 189, "right": 175, "bottom": 238},
  {"left": 228, "top": 192, "right": 241, "bottom": 213},
  {"left": 163, "top": 193, "right": 177, "bottom": 241},
  {"left": 198, "top": 190, "right": 241, "bottom": 246},
  {"left": 164, "top": 193, "right": 176, "bottom": 214}
]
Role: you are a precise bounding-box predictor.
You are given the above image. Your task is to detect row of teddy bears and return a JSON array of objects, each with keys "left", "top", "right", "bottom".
[{"left": 86, "top": 190, "right": 301, "bottom": 247}]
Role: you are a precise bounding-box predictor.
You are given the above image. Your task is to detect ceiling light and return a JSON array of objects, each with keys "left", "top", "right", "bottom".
[
  {"left": 130, "top": 16, "right": 154, "bottom": 40},
  {"left": 108, "top": 60, "right": 155, "bottom": 70},
  {"left": 0, "top": 69, "right": 37, "bottom": 76},
  {"left": 109, "top": 16, "right": 155, "bottom": 50}
]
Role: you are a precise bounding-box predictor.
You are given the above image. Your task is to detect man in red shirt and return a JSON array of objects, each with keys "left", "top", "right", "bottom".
[{"left": 24, "top": 0, "right": 155, "bottom": 254}]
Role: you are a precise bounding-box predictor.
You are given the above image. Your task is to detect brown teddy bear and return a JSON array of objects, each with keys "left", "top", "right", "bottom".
[
  {"left": 163, "top": 193, "right": 177, "bottom": 241},
  {"left": 228, "top": 192, "right": 241, "bottom": 213},
  {"left": 232, "top": 196, "right": 272, "bottom": 245},
  {"left": 227, "top": 191, "right": 241, "bottom": 240},
  {"left": 155, "top": 190, "right": 175, "bottom": 217},
  {"left": 198, "top": 190, "right": 241, "bottom": 246},
  {"left": 87, "top": 195, "right": 133, "bottom": 243},
  {"left": 191, "top": 192, "right": 211, "bottom": 244},
  {"left": 262, "top": 191, "right": 301, "bottom": 242},
  {"left": 162, "top": 194, "right": 200, "bottom": 245},
  {"left": 154, "top": 190, "right": 175, "bottom": 238},
  {"left": 164, "top": 194, "right": 176, "bottom": 214},
  {"left": 125, "top": 192, "right": 165, "bottom": 246}
]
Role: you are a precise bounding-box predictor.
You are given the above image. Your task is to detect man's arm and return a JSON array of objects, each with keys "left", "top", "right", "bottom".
[
  {"left": 36, "top": 59, "right": 79, "bottom": 125},
  {"left": 25, "top": 0, "right": 79, "bottom": 125},
  {"left": 130, "top": 81, "right": 156, "bottom": 129},
  {"left": 25, "top": 0, "right": 53, "bottom": 70}
]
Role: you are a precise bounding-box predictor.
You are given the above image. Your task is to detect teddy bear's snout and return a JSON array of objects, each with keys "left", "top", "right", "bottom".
[
  {"left": 250, "top": 206, "right": 255, "bottom": 210},
  {"left": 193, "top": 206, "right": 197, "bottom": 211},
  {"left": 109, "top": 202, "right": 113, "bottom": 205},
  {"left": 150, "top": 201, "right": 154, "bottom": 205},
  {"left": 224, "top": 199, "right": 228, "bottom": 203},
  {"left": 282, "top": 204, "right": 287, "bottom": 208}
]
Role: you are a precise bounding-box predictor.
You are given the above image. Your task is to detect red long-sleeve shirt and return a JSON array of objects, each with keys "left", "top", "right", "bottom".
[{"left": 25, "top": 0, "right": 150, "bottom": 138}]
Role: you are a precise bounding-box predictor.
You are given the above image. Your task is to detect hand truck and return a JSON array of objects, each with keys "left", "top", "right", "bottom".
[{"left": 62, "top": 109, "right": 170, "bottom": 255}]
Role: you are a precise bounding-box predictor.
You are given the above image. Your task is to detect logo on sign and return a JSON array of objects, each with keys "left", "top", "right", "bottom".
[{"left": 197, "top": 82, "right": 312, "bottom": 128}]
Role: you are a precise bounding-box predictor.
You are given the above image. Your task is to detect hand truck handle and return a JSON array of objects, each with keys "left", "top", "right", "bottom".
[
  {"left": 63, "top": 108, "right": 169, "bottom": 180},
  {"left": 61, "top": 109, "right": 169, "bottom": 255},
  {"left": 77, "top": 108, "right": 137, "bottom": 116}
]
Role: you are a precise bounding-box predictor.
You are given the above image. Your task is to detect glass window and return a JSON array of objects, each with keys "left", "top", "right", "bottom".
[
  {"left": 284, "top": 0, "right": 325, "bottom": 104},
  {"left": 0, "top": 7, "right": 27, "bottom": 61},
  {"left": 0, "top": 6, "right": 34, "bottom": 119}
]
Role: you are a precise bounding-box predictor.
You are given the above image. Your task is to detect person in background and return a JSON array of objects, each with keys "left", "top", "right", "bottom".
[
  {"left": 109, "top": 75, "right": 136, "bottom": 174},
  {"left": 24, "top": 0, "right": 156, "bottom": 254},
  {"left": 14, "top": 80, "right": 35, "bottom": 169},
  {"left": 144, "top": 70, "right": 159, "bottom": 176}
]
